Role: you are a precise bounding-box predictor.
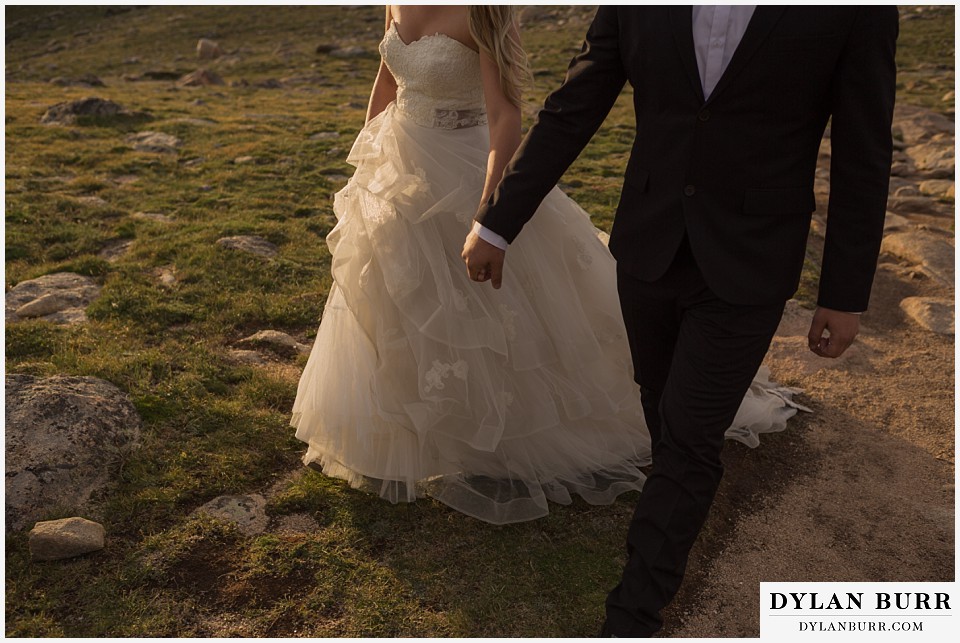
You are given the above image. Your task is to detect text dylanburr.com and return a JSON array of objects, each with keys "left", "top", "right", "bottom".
[{"left": 760, "top": 582, "right": 956, "bottom": 640}]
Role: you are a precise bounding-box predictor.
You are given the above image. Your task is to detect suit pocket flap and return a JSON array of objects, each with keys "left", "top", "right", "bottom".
[
  {"left": 623, "top": 166, "right": 650, "bottom": 192},
  {"left": 743, "top": 187, "right": 815, "bottom": 216}
]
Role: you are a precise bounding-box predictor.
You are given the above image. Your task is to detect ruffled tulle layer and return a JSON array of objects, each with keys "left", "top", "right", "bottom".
[{"left": 291, "top": 105, "right": 803, "bottom": 524}]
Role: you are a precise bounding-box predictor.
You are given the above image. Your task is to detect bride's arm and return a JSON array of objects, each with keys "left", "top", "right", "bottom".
[
  {"left": 365, "top": 7, "right": 398, "bottom": 123},
  {"left": 477, "top": 23, "right": 523, "bottom": 208}
]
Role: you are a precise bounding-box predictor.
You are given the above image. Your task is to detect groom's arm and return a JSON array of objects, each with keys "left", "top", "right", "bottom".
[
  {"left": 807, "top": 7, "right": 897, "bottom": 358},
  {"left": 817, "top": 8, "right": 898, "bottom": 313},
  {"left": 475, "top": 7, "right": 628, "bottom": 243}
]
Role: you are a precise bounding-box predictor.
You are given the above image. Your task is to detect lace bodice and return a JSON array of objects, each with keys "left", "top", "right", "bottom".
[{"left": 379, "top": 22, "right": 487, "bottom": 130}]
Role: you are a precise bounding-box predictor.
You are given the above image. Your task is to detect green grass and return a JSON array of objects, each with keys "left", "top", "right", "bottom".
[{"left": 5, "top": 5, "right": 953, "bottom": 636}]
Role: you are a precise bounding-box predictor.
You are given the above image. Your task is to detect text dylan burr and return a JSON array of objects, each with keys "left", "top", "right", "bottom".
[{"left": 770, "top": 593, "right": 951, "bottom": 610}]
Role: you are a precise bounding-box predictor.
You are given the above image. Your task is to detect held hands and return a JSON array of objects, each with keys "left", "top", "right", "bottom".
[
  {"left": 807, "top": 307, "right": 860, "bottom": 358},
  {"left": 461, "top": 229, "right": 505, "bottom": 289}
]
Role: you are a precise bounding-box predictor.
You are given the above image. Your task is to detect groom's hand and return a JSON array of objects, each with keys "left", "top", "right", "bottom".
[
  {"left": 462, "top": 230, "right": 505, "bottom": 289},
  {"left": 807, "top": 307, "right": 860, "bottom": 358}
]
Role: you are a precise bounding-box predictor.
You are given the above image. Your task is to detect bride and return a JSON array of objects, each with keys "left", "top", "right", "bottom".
[{"left": 290, "top": 5, "right": 802, "bottom": 525}]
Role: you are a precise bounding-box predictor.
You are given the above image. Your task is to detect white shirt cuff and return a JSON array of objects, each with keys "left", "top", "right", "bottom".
[{"left": 472, "top": 221, "right": 509, "bottom": 251}]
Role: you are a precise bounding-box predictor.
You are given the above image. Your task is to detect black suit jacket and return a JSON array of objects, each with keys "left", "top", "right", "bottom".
[{"left": 476, "top": 7, "right": 898, "bottom": 310}]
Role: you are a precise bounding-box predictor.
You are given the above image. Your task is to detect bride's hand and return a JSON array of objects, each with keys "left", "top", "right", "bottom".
[{"left": 462, "top": 230, "right": 505, "bottom": 289}]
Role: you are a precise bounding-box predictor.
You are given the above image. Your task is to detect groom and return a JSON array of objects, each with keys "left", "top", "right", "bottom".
[{"left": 462, "top": 6, "right": 898, "bottom": 637}]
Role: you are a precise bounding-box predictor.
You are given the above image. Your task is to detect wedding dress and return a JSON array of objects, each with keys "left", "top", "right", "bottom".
[{"left": 290, "top": 22, "right": 805, "bottom": 524}]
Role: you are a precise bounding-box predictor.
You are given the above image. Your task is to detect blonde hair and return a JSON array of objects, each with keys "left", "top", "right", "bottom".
[{"left": 468, "top": 6, "right": 532, "bottom": 107}]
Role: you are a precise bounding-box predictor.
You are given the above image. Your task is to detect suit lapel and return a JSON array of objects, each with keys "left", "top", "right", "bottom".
[
  {"left": 705, "top": 6, "right": 788, "bottom": 105},
  {"left": 668, "top": 6, "right": 705, "bottom": 104}
]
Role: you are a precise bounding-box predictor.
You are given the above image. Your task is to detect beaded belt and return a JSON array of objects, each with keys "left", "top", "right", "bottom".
[{"left": 432, "top": 107, "right": 487, "bottom": 130}]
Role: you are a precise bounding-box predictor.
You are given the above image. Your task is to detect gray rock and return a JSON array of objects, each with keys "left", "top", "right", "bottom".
[
  {"left": 883, "top": 211, "right": 911, "bottom": 232},
  {"left": 126, "top": 131, "right": 181, "bottom": 154},
  {"left": 41, "top": 97, "right": 129, "bottom": 125},
  {"left": 75, "top": 195, "right": 108, "bottom": 207},
  {"left": 239, "top": 330, "right": 309, "bottom": 356},
  {"left": 177, "top": 68, "right": 225, "bottom": 87},
  {"left": 196, "top": 38, "right": 223, "bottom": 60},
  {"left": 233, "top": 155, "right": 256, "bottom": 164},
  {"left": 893, "top": 104, "right": 955, "bottom": 147},
  {"left": 216, "top": 235, "right": 278, "bottom": 258},
  {"left": 155, "top": 267, "right": 177, "bottom": 287},
  {"left": 900, "top": 297, "right": 954, "bottom": 335},
  {"left": 98, "top": 239, "right": 134, "bottom": 262},
  {"left": 45, "top": 309, "right": 89, "bottom": 325},
  {"left": 15, "top": 292, "right": 81, "bottom": 318},
  {"left": 29, "top": 517, "right": 105, "bottom": 561},
  {"left": 49, "top": 74, "right": 105, "bottom": 88},
  {"left": 195, "top": 494, "right": 268, "bottom": 536},
  {"left": 5, "top": 375, "right": 142, "bottom": 531},
  {"left": 881, "top": 231, "right": 954, "bottom": 288},
  {"left": 6, "top": 272, "right": 101, "bottom": 324},
  {"left": 905, "top": 140, "right": 954, "bottom": 177},
  {"left": 885, "top": 195, "right": 952, "bottom": 216},
  {"left": 918, "top": 179, "right": 955, "bottom": 200}
]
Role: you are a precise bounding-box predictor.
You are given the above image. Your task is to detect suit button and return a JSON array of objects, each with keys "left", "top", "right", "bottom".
[
  {"left": 683, "top": 185, "right": 696, "bottom": 197},
  {"left": 698, "top": 109, "right": 711, "bottom": 122}
]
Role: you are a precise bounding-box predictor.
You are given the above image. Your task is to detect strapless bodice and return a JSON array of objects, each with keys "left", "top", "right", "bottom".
[{"left": 379, "top": 22, "right": 487, "bottom": 129}]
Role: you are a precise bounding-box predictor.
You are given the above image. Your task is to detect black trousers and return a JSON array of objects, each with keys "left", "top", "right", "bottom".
[{"left": 603, "top": 238, "right": 786, "bottom": 637}]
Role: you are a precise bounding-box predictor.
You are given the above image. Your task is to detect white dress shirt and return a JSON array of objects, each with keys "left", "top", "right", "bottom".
[{"left": 475, "top": 5, "right": 756, "bottom": 250}]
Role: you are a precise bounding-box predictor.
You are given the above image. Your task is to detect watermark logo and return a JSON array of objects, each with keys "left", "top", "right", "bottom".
[{"left": 760, "top": 582, "right": 955, "bottom": 640}]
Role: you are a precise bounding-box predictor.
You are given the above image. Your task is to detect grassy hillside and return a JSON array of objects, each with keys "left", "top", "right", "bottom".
[{"left": 4, "top": 5, "right": 954, "bottom": 637}]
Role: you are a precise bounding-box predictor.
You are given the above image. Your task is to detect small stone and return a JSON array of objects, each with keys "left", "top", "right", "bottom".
[
  {"left": 309, "top": 131, "right": 340, "bottom": 141},
  {"left": 233, "top": 155, "right": 256, "bottom": 164},
  {"left": 75, "top": 195, "right": 108, "bottom": 207},
  {"left": 942, "top": 90, "right": 955, "bottom": 104},
  {"left": 29, "top": 517, "right": 105, "bottom": 561},
  {"left": 239, "top": 330, "right": 309, "bottom": 355},
  {"left": 126, "top": 131, "right": 181, "bottom": 154},
  {"left": 15, "top": 293, "right": 79, "bottom": 318},
  {"left": 177, "top": 69, "right": 225, "bottom": 87},
  {"left": 98, "top": 239, "right": 134, "bottom": 262},
  {"left": 196, "top": 38, "right": 223, "bottom": 60},
  {"left": 918, "top": 179, "right": 955, "bottom": 200},
  {"left": 156, "top": 267, "right": 177, "bottom": 286},
  {"left": 216, "top": 235, "right": 278, "bottom": 258}
]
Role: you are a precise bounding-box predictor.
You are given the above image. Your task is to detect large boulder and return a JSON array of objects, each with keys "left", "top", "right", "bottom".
[{"left": 5, "top": 375, "right": 142, "bottom": 531}]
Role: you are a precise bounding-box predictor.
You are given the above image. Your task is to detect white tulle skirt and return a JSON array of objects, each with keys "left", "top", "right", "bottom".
[{"left": 291, "top": 104, "right": 803, "bottom": 524}]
